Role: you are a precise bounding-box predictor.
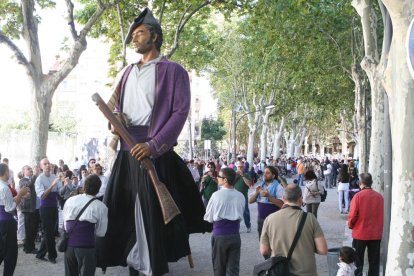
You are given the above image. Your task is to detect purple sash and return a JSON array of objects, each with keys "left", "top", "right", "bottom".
[
  {"left": 40, "top": 191, "right": 58, "bottom": 208},
  {"left": 66, "top": 220, "right": 95, "bottom": 248},
  {"left": 213, "top": 219, "right": 240, "bottom": 236},
  {"left": 257, "top": 202, "right": 279, "bottom": 220},
  {"left": 120, "top": 125, "right": 150, "bottom": 150},
  {"left": 0, "top": 205, "right": 13, "bottom": 221}
]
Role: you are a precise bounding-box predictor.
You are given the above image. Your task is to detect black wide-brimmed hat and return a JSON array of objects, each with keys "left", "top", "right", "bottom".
[{"left": 125, "top": 7, "right": 162, "bottom": 45}]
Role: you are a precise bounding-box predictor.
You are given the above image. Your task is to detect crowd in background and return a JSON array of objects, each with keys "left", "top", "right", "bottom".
[{"left": 0, "top": 151, "right": 382, "bottom": 276}]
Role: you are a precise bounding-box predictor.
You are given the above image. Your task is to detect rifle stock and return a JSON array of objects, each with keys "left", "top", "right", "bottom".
[{"left": 91, "top": 93, "right": 181, "bottom": 224}]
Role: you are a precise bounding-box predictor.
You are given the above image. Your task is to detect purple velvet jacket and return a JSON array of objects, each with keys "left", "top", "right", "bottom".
[{"left": 114, "top": 57, "right": 190, "bottom": 158}]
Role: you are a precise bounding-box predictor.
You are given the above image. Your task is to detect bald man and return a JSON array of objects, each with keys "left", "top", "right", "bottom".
[{"left": 34, "top": 158, "right": 62, "bottom": 264}]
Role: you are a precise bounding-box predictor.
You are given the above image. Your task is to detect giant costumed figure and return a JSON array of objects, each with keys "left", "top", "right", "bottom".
[{"left": 96, "top": 8, "right": 210, "bottom": 276}]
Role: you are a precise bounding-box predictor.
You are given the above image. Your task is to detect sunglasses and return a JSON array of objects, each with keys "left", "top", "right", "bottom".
[{"left": 217, "top": 175, "right": 225, "bottom": 179}]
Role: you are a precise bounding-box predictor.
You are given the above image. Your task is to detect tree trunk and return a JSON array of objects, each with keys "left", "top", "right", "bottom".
[
  {"left": 187, "top": 115, "right": 193, "bottom": 159},
  {"left": 339, "top": 110, "right": 350, "bottom": 157},
  {"left": 30, "top": 85, "right": 52, "bottom": 165},
  {"left": 286, "top": 131, "right": 296, "bottom": 158},
  {"left": 304, "top": 135, "right": 309, "bottom": 156},
  {"left": 294, "top": 127, "right": 306, "bottom": 157},
  {"left": 312, "top": 140, "right": 317, "bottom": 156},
  {"left": 319, "top": 141, "right": 325, "bottom": 156},
  {"left": 338, "top": 126, "right": 349, "bottom": 157},
  {"left": 246, "top": 111, "right": 261, "bottom": 168},
  {"left": 381, "top": 1, "right": 414, "bottom": 274},
  {"left": 352, "top": 64, "right": 368, "bottom": 172},
  {"left": 367, "top": 73, "right": 385, "bottom": 192},
  {"left": 259, "top": 109, "right": 272, "bottom": 161},
  {"left": 352, "top": 0, "right": 385, "bottom": 190},
  {"left": 272, "top": 117, "right": 286, "bottom": 159}
]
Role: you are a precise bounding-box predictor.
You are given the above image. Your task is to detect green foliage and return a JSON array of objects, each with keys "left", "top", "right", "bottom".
[
  {"left": 201, "top": 117, "right": 226, "bottom": 141},
  {"left": 0, "top": 1, "right": 22, "bottom": 39},
  {"left": 0, "top": 111, "right": 31, "bottom": 130},
  {"left": 49, "top": 113, "right": 77, "bottom": 133},
  {"left": 209, "top": 0, "right": 357, "bottom": 140},
  {"left": 75, "top": 0, "right": 249, "bottom": 77}
]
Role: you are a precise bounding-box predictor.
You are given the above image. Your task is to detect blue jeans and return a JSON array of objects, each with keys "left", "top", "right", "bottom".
[
  {"left": 324, "top": 174, "right": 332, "bottom": 189},
  {"left": 243, "top": 198, "right": 251, "bottom": 228},
  {"left": 297, "top": 174, "right": 304, "bottom": 186},
  {"left": 338, "top": 189, "right": 349, "bottom": 212}
]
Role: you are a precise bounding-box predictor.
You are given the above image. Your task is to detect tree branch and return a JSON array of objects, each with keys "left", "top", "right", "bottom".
[
  {"left": 65, "top": 0, "right": 78, "bottom": 40},
  {"left": 159, "top": 0, "right": 167, "bottom": 26},
  {"left": 167, "top": 4, "right": 192, "bottom": 58},
  {"left": 46, "top": 1, "right": 121, "bottom": 94},
  {"left": 79, "top": 0, "right": 121, "bottom": 40},
  {"left": 116, "top": 2, "right": 127, "bottom": 66},
  {"left": 319, "top": 28, "right": 352, "bottom": 76},
  {"left": 178, "top": 1, "right": 210, "bottom": 33},
  {"left": 166, "top": 1, "right": 211, "bottom": 58},
  {"left": 22, "top": 0, "right": 43, "bottom": 75},
  {"left": 0, "top": 31, "right": 32, "bottom": 75}
]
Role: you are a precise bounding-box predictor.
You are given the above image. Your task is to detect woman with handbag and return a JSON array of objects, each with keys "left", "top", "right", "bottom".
[{"left": 303, "top": 170, "right": 324, "bottom": 218}]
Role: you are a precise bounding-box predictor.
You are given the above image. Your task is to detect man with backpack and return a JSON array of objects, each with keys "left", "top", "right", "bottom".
[{"left": 259, "top": 184, "right": 327, "bottom": 275}]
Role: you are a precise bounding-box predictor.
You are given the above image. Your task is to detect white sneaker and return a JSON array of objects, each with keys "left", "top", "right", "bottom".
[{"left": 247, "top": 227, "right": 251, "bottom": 233}]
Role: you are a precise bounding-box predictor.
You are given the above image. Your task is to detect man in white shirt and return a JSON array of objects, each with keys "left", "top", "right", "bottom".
[
  {"left": 63, "top": 174, "right": 108, "bottom": 276},
  {"left": 92, "top": 163, "right": 108, "bottom": 200},
  {"left": 2, "top": 158, "right": 15, "bottom": 189},
  {"left": 204, "top": 168, "right": 245, "bottom": 276},
  {"left": 323, "top": 159, "right": 333, "bottom": 189},
  {"left": 0, "top": 163, "right": 29, "bottom": 275},
  {"left": 34, "top": 158, "right": 62, "bottom": 264},
  {"left": 188, "top": 160, "right": 201, "bottom": 188}
]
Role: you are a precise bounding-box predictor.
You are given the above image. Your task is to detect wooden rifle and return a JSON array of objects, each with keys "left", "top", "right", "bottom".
[{"left": 91, "top": 93, "right": 180, "bottom": 224}]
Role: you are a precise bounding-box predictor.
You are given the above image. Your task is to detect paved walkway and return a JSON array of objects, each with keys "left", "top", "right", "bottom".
[{"left": 2, "top": 183, "right": 348, "bottom": 276}]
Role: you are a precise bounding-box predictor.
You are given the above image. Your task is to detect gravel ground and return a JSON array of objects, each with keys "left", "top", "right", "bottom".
[{"left": 2, "top": 181, "right": 347, "bottom": 276}]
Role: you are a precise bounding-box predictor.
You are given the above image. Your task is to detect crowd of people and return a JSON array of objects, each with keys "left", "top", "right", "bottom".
[
  {"left": 187, "top": 154, "right": 383, "bottom": 276},
  {"left": 0, "top": 152, "right": 384, "bottom": 276},
  {"left": 0, "top": 156, "right": 109, "bottom": 275}
]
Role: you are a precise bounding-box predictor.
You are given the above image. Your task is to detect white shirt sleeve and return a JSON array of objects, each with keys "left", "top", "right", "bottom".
[
  {"left": 276, "top": 184, "right": 284, "bottom": 199},
  {"left": 95, "top": 204, "right": 108, "bottom": 237},
  {"left": 34, "top": 176, "right": 45, "bottom": 199},
  {"left": 203, "top": 193, "right": 216, "bottom": 223},
  {"left": 0, "top": 185, "right": 16, "bottom": 212}
]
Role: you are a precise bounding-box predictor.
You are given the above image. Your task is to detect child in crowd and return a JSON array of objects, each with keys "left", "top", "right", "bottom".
[{"left": 337, "top": 246, "right": 357, "bottom": 276}]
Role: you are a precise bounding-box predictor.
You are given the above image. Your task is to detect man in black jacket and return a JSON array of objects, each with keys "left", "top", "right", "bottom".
[{"left": 19, "top": 165, "right": 39, "bottom": 254}]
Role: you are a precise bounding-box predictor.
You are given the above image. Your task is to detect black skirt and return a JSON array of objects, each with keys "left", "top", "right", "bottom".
[{"left": 96, "top": 150, "right": 211, "bottom": 275}]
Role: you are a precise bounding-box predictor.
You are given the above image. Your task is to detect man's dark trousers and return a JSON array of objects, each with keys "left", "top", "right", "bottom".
[
  {"left": 65, "top": 247, "right": 96, "bottom": 276},
  {"left": 23, "top": 209, "right": 40, "bottom": 252},
  {"left": 211, "top": 234, "right": 241, "bottom": 276},
  {"left": 36, "top": 207, "right": 58, "bottom": 261},
  {"left": 0, "top": 220, "right": 18, "bottom": 276},
  {"left": 352, "top": 239, "right": 381, "bottom": 276}
]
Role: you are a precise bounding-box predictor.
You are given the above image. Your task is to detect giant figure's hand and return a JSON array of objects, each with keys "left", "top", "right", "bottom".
[{"left": 131, "top": 143, "right": 151, "bottom": 161}]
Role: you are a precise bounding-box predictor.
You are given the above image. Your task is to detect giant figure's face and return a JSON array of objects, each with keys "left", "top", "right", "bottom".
[{"left": 132, "top": 24, "right": 154, "bottom": 54}]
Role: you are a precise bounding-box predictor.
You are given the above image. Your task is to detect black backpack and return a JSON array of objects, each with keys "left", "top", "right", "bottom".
[{"left": 253, "top": 212, "right": 308, "bottom": 276}]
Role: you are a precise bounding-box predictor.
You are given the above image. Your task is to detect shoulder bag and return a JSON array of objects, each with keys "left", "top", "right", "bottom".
[
  {"left": 57, "top": 197, "right": 97, "bottom": 252},
  {"left": 253, "top": 211, "right": 308, "bottom": 276}
]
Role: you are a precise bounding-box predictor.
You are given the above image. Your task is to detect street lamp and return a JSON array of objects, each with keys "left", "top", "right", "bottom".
[{"left": 232, "top": 104, "right": 275, "bottom": 162}]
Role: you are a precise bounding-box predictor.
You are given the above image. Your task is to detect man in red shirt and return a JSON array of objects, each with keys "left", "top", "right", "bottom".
[{"left": 348, "top": 173, "right": 383, "bottom": 276}]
